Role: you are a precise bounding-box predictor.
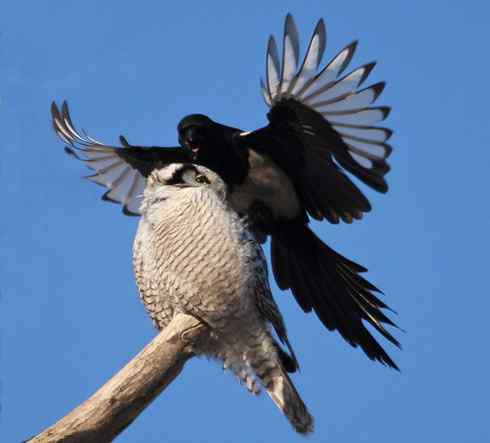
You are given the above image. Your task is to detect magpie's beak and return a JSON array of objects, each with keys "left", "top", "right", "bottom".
[
  {"left": 186, "top": 141, "right": 200, "bottom": 157},
  {"left": 180, "top": 126, "right": 205, "bottom": 159},
  {"left": 179, "top": 137, "right": 198, "bottom": 159}
]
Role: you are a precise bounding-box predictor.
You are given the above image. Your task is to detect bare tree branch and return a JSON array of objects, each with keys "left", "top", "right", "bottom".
[{"left": 28, "top": 314, "right": 207, "bottom": 443}]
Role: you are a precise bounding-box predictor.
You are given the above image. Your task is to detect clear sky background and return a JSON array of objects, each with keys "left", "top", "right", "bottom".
[{"left": 1, "top": 1, "right": 489, "bottom": 442}]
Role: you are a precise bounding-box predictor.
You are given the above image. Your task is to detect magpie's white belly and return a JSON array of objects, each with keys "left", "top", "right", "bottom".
[{"left": 229, "top": 149, "right": 300, "bottom": 220}]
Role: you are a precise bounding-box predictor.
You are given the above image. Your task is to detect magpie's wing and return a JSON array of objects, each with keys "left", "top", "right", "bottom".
[
  {"left": 52, "top": 101, "right": 190, "bottom": 215},
  {"left": 241, "top": 15, "right": 400, "bottom": 369},
  {"left": 248, "top": 14, "right": 392, "bottom": 224}
]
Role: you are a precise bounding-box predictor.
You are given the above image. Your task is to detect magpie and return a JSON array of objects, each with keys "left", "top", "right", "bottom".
[{"left": 52, "top": 14, "right": 400, "bottom": 369}]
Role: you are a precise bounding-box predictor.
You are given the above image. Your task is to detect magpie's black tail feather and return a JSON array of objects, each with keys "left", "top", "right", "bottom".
[{"left": 271, "top": 220, "right": 400, "bottom": 370}]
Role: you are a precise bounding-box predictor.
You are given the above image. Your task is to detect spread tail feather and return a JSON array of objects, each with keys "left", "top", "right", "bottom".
[{"left": 271, "top": 219, "right": 400, "bottom": 369}]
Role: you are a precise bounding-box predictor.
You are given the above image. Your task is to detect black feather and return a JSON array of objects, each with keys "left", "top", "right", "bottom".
[{"left": 271, "top": 218, "right": 400, "bottom": 369}]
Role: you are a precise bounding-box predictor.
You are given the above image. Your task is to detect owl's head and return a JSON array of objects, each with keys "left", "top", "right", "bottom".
[{"left": 142, "top": 163, "right": 227, "bottom": 213}]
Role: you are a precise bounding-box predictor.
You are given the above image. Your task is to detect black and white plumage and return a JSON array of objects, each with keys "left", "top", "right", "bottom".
[
  {"left": 52, "top": 14, "right": 400, "bottom": 369},
  {"left": 260, "top": 15, "right": 391, "bottom": 195},
  {"left": 134, "top": 163, "right": 313, "bottom": 434}
]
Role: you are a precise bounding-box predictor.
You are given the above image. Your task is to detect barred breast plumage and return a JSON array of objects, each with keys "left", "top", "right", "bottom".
[{"left": 133, "top": 163, "right": 313, "bottom": 434}]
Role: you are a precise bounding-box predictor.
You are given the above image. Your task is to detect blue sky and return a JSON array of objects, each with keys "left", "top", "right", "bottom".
[{"left": 1, "top": 1, "right": 489, "bottom": 442}]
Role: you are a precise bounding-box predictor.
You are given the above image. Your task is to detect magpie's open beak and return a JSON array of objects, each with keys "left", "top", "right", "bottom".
[
  {"left": 186, "top": 141, "right": 201, "bottom": 157},
  {"left": 179, "top": 124, "right": 209, "bottom": 160}
]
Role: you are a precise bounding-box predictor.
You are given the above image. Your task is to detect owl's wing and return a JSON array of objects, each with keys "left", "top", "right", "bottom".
[
  {"left": 52, "top": 101, "right": 190, "bottom": 215},
  {"left": 252, "top": 244, "right": 299, "bottom": 372},
  {"left": 246, "top": 14, "right": 392, "bottom": 224}
]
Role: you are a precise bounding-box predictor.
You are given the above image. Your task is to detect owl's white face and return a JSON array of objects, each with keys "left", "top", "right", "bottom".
[{"left": 141, "top": 163, "right": 227, "bottom": 216}]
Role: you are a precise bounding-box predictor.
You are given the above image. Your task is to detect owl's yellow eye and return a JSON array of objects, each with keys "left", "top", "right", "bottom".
[{"left": 195, "top": 174, "right": 210, "bottom": 184}]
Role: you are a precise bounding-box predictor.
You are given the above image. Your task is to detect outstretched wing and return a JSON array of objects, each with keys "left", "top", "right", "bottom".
[
  {"left": 52, "top": 101, "right": 190, "bottom": 215},
  {"left": 249, "top": 14, "right": 392, "bottom": 224}
]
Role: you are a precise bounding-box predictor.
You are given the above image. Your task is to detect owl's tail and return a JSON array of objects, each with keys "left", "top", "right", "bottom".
[
  {"left": 256, "top": 361, "right": 314, "bottom": 435},
  {"left": 220, "top": 334, "right": 312, "bottom": 433}
]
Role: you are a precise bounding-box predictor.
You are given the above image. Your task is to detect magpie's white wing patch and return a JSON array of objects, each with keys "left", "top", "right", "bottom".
[
  {"left": 266, "top": 36, "right": 281, "bottom": 99},
  {"left": 279, "top": 14, "right": 300, "bottom": 94},
  {"left": 331, "top": 124, "right": 392, "bottom": 144},
  {"left": 260, "top": 14, "right": 392, "bottom": 173},
  {"left": 52, "top": 101, "right": 145, "bottom": 215},
  {"left": 315, "top": 82, "right": 384, "bottom": 113},
  {"left": 325, "top": 107, "right": 390, "bottom": 127}
]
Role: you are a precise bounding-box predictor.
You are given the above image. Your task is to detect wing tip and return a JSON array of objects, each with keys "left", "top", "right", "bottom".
[
  {"left": 360, "top": 61, "right": 377, "bottom": 86},
  {"left": 379, "top": 106, "right": 391, "bottom": 120},
  {"left": 122, "top": 205, "right": 140, "bottom": 217},
  {"left": 64, "top": 146, "right": 83, "bottom": 160},
  {"left": 50, "top": 100, "right": 59, "bottom": 115},
  {"left": 370, "top": 81, "right": 386, "bottom": 102},
  {"left": 119, "top": 135, "right": 130, "bottom": 147}
]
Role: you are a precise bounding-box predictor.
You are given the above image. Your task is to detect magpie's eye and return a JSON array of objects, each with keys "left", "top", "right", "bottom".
[
  {"left": 195, "top": 174, "right": 210, "bottom": 184},
  {"left": 186, "top": 126, "right": 204, "bottom": 143}
]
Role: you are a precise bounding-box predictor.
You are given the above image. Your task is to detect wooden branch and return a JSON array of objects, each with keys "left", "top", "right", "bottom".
[{"left": 28, "top": 314, "right": 208, "bottom": 443}]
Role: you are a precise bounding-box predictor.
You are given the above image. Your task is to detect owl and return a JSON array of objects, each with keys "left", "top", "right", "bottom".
[{"left": 133, "top": 163, "right": 313, "bottom": 434}]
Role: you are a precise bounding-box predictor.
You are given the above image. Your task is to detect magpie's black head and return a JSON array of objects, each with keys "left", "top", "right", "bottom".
[
  {"left": 177, "top": 114, "right": 248, "bottom": 185},
  {"left": 177, "top": 114, "right": 217, "bottom": 159}
]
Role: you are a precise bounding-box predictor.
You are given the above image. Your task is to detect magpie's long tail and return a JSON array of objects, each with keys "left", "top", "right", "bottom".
[{"left": 271, "top": 219, "right": 400, "bottom": 369}]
